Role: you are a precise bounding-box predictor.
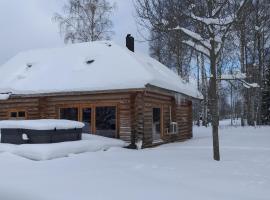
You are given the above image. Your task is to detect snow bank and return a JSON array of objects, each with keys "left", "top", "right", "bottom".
[
  {"left": 0, "top": 134, "right": 126, "bottom": 161},
  {"left": 0, "top": 119, "right": 84, "bottom": 130}
]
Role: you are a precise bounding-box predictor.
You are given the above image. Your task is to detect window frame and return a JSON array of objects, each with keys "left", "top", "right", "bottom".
[
  {"left": 152, "top": 105, "right": 164, "bottom": 139},
  {"left": 59, "top": 107, "right": 80, "bottom": 121},
  {"left": 57, "top": 103, "right": 119, "bottom": 138},
  {"left": 8, "top": 109, "right": 27, "bottom": 120},
  {"left": 95, "top": 106, "right": 117, "bottom": 138}
]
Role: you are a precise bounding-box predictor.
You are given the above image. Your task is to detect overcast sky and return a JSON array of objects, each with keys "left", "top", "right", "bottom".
[{"left": 0, "top": 0, "right": 149, "bottom": 65}]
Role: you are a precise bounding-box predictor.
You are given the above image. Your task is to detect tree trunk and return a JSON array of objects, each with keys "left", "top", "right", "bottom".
[
  {"left": 209, "top": 44, "right": 220, "bottom": 161},
  {"left": 196, "top": 54, "right": 200, "bottom": 126},
  {"left": 239, "top": 17, "right": 247, "bottom": 126},
  {"left": 200, "top": 54, "right": 208, "bottom": 127},
  {"left": 256, "top": 31, "right": 263, "bottom": 125},
  {"left": 230, "top": 83, "right": 233, "bottom": 126}
]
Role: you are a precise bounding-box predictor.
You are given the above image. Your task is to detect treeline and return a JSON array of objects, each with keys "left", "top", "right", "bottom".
[
  {"left": 134, "top": 0, "right": 270, "bottom": 127},
  {"left": 53, "top": 0, "right": 270, "bottom": 128}
]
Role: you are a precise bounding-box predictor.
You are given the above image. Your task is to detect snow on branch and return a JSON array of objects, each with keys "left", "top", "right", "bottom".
[
  {"left": 172, "top": 26, "right": 211, "bottom": 49},
  {"left": 190, "top": 13, "right": 234, "bottom": 26},
  {"left": 220, "top": 72, "right": 246, "bottom": 80},
  {"left": 219, "top": 72, "right": 260, "bottom": 89},
  {"left": 248, "top": 83, "right": 260, "bottom": 88},
  {"left": 190, "top": 0, "right": 248, "bottom": 27},
  {"left": 182, "top": 40, "right": 210, "bottom": 57},
  {"left": 212, "top": 4, "right": 224, "bottom": 17},
  {"left": 241, "top": 81, "right": 260, "bottom": 88}
]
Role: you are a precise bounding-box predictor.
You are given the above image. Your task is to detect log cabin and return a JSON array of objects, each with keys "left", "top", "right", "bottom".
[{"left": 0, "top": 35, "right": 202, "bottom": 148}]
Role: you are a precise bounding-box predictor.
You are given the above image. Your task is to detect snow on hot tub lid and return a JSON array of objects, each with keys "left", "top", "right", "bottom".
[{"left": 0, "top": 119, "right": 85, "bottom": 130}]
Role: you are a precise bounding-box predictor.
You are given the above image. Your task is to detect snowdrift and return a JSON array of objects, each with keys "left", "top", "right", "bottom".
[{"left": 0, "top": 134, "right": 126, "bottom": 161}]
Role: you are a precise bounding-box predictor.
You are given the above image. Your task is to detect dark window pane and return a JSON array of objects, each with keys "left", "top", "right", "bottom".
[
  {"left": 10, "top": 112, "right": 17, "bottom": 118},
  {"left": 60, "top": 108, "right": 78, "bottom": 121},
  {"left": 153, "top": 108, "right": 161, "bottom": 140},
  {"left": 153, "top": 108, "right": 161, "bottom": 123},
  {"left": 96, "top": 106, "right": 116, "bottom": 138},
  {"left": 18, "top": 111, "right": 26, "bottom": 118},
  {"left": 82, "top": 108, "right": 91, "bottom": 133}
]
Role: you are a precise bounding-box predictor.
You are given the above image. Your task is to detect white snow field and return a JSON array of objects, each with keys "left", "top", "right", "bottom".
[{"left": 0, "top": 125, "right": 269, "bottom": 200}]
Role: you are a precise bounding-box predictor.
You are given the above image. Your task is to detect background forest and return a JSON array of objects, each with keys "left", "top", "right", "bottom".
[{"left": 53, "top": 0, "right": 270, "bottom": 129}]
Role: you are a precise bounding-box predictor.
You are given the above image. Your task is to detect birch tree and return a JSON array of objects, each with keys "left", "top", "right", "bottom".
[
  {"left": 135, "top": 0, "right": 250, "bottom": 160},
  {"left": 138, "top": 0, "right": 192, "bottom": 80},
  {"left": 53, "top": 0, "right": 115, "bottom": 43},
  {"left": 251, "top": 0, "right": 270, "bottom": 125},
  {"left": 232, "top": 0, "right": 270, "bottom": 126}
]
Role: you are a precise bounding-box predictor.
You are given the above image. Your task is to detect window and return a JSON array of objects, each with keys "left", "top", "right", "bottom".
[
  {"left": 9, "top": 110, "right": 26, "bottom": 119},
  {"left": 96, "top": 106, "right": 116, "bottom": 138},
  {"left": 10, "top": 112, "right": 17, "bottom": 118},
  {"left": 152, "top": 107, "right": 162, "bottom": 141},
  {"left": 58, "top": 105, "right": 117, "bottom": 138},
  {"left": 59, "top": 108, "right": 78, "bottom": 121},
  {"left": 18, "top": 111, "right": 26, "bottom": 118},
  {"left": 82, "top": 108, "right": 92, "bottom": 133}
]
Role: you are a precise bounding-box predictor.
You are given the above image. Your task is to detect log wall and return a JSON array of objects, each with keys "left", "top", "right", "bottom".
[
  {"left": 0, "top": 93, "right": 133, "bottom": 142},
  {"left": 0, "top": 90, "right": 193, "bottom": 147},
  {"left": 141, "top": 91, "right": 193, "bottom": 147}
]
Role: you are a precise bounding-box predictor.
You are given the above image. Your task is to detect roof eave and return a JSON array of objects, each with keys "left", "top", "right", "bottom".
[
  {"left": 4, "top": 88, "right": 146, "bottom": 99},
  {"left": 145, "top": 84, "right": 203, "bottom": 100}
]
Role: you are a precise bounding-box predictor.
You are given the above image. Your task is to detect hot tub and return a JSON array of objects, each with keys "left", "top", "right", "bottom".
[{"left": 0, "top": 119, "right": 84, "bottom": 144}]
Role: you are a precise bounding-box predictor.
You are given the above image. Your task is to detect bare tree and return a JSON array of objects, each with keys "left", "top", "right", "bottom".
[
  {"left": 135, "top": 0, "right": 250, "bottom": 161},
  {"left": 251, "top": 0, "right": 270, "bottom": 125},
  {"left": 231, "top": 0, "right": 270, "bottom": 126},
  {"left": 53, "top": 0, "right": 115, "bottom": 43},
  {"left": 135, "top": 0, "right": 193, "bottom": 80},
  {"left": 261, "top": 62, "right": 270, "bottom": 124}
]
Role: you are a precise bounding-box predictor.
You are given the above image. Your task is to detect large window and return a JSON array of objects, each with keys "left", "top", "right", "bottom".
[
  {"left": 59, "top": 108, "right": 78, "bottom": 121},
  {"left": 58, "top": 105, "right": 117, "bottom": 138},
  {"left": 96, "top": 106, "right": 116, "bottom": 138}
]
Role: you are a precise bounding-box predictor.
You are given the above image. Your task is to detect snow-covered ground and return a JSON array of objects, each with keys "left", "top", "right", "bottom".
[
  {"left": 0, "top": 134, "right": 126, "bottom": 161},
  {"left": 0, "top": 124, "right": 269, "bottom": 200}
]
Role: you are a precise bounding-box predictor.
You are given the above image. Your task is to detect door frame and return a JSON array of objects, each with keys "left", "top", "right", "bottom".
[{"left": 152, "top": 105, "right": 164, "bottom": 141}]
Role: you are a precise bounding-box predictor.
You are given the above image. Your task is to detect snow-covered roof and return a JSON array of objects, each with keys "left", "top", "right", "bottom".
[{"left": 0, "top": 41, "right": 202, "bottom": 99}]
